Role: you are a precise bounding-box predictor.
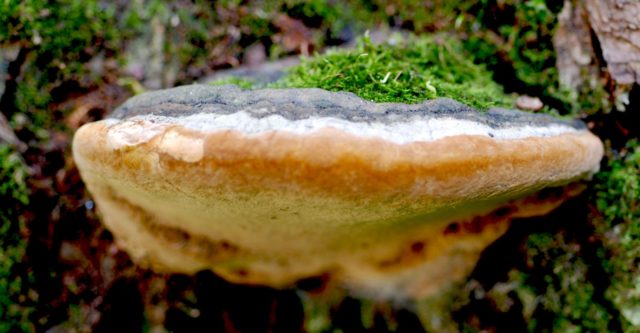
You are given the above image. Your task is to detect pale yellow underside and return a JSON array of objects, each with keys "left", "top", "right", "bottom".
[{"left": 73, "top": 119, "right": 603, "bottom": 298}]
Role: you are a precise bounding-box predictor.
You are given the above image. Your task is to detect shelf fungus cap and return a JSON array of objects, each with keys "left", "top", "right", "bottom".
[{"left": 73, "top": 85, "right": 603, "bottom": 299}]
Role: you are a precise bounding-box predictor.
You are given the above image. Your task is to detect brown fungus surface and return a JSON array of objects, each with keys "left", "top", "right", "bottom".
[{"left": 72, "top": 84, "right": 603, "bottom": 299}]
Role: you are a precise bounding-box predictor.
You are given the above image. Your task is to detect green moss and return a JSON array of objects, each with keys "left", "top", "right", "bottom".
[
  {"left": 594, "top": 140, "right": 640, "bottom": 331},
  {"left": 261, "top": 0, "right": 608, "bottom": 115},
  {"left": 463, "top": 1, "right": 559, "bottom": 101},
  {"left": 455, "top": 230, "right": 614, "bottom": 333},
  {"left": 209, "top": 77, "right": 255, "bottom": 89},
  {"left": 275, "top": 34, "right": 514, "bottom": 109},
  {"left": 120, "top": 0, "right": 220, "bottom": 75},
  {"left": 464, "top": 0, "right": 609, "bottom": 116},
  {"left": 336, "top": 0, "right": 475, "bottom": 35},
  {"left": 1, "top": 0, "right": 119, "bottom": 128},
  {"left": 0, "top": 144, "right": 34, "bottom": 333},
  {"left": 595, "top": 141, "right": 640, "bottom": 229},
  {"left": 473, "top": 140, "right": 639, "bottom": 332},
  {"left": 523, "top": 233, "right": 613, "bottom": 332},
  {"left": 476, "top": 0, "right": 557, "bottom": 85}
]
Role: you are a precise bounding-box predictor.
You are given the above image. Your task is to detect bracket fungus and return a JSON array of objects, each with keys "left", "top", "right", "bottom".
[{"left": 73, "top": 84, "right": 603, "bottom": 299}]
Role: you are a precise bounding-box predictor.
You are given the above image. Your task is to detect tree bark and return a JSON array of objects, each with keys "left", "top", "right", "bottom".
[
  {"left": 585, "top": 0, "right": 640, "bottom": 85},
  {"left": 554, "top": 0, "right": 600, "bottom": 90}
]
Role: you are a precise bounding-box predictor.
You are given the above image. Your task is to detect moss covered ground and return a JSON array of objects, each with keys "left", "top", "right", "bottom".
[
  {"left": 0, "top": 0, "right": 638, "bottom": 332},
  {"left": 0, "top": 145, "right": 33, "bottom": 332},
  {"left": 595, "top": 140, "right": 640, "bottom": 331}
]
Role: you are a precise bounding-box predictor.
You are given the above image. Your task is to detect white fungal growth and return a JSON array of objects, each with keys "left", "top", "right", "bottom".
[{"left": 104, "top": 111, "right": 580, "bottom": 150}]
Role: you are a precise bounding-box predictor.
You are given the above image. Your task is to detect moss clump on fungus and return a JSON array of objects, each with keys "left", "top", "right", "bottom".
[
  {"left": 594, "top": 141, "right": 640, "bottom": 331},
  {"left": 275, "top": 34, "right": 514, "bottom": 110},
  {"left": 255, "top": 0, "right": 610, "bottom": 116},
  {"left": 0, "top": 144, "right": 33, "bottom": 333}
]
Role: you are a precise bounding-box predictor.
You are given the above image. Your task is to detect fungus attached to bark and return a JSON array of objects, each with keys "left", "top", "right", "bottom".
[{"left": 73, "top": 85, "right": 603, "bottom": 299}]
